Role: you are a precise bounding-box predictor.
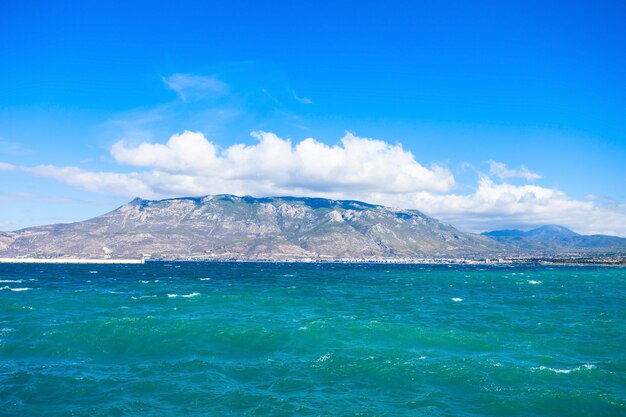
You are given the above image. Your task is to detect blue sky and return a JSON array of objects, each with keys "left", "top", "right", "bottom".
[{"left": 1, "top": 1, "right": 625, "bottom": 235}]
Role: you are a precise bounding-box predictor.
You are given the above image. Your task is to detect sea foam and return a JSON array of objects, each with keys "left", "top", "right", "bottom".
[
  {"left": 532, "top": 364, "right": 596, "bottom": 374},
  {"left": 168, "top": 292, "right": 200, "bottom": 298},
  {"left": 0, "top": 286, "right": 31, "bottom": 292}
]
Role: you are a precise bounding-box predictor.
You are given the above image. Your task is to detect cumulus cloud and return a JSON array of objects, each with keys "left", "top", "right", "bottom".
[
  {"left": 488, "top": 160, "right": 541, "bottom": 180},
  {"left": 110, "top": 130, "right": 455, "bottom": 193},
  {"left": 162, "top": 74, "right": 229, "bottom": 102},
  {"left": 357, "top": 175, "right": 626, "bottom": 236},
  {"left": 3, "top": 130, "right": 626, "bottom": 236}
]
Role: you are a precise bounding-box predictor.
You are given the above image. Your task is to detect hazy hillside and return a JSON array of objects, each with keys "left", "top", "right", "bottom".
[{"left": 482, "top": 225, "right": 626, "bottom": 254}]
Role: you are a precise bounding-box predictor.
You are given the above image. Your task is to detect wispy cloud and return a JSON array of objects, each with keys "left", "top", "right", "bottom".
[
  {"left": 0, "top": 162, "right": 17, "bottom": 170},
  {"left": 292, "top": 90, "right": 313, "bottom": 104},
  {"left": 487, "top": 160, "right": 541, "bottom": 180},
  {"left": 162, "top": 74, "right": 229, "bottom": 102},
  {"left": 0, "top": 139, "right": 29, "bottom": 156}
]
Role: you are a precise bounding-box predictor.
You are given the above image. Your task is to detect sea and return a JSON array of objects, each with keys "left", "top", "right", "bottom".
[{"left": 1, "top": 262, "right": 625, "bottom": 416}]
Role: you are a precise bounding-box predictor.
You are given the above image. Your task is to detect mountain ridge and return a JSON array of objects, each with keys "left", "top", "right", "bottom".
[
  {"left": 482, "top": 225, "right": 626, "bottom": 253},
  {"left": 0, "top": 194, "right": 501, "bottom": 260},
  {"left": 2, "top": 195, "right": 625, "bottom": 260}
]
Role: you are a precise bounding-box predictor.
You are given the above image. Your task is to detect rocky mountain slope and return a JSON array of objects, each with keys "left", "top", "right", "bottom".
[
  {"left": 482, "top": 225, "right": 626, "bottom": 254},
  {"left": 0, "top": 195, "right": 502, "bottom": 260}
]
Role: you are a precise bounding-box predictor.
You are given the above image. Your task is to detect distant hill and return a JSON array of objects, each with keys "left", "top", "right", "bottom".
[
  {"left": 482, "top": 225, "right": 626, "bottom": 254},
  {"left": 0, "top": 195, "right": 501, "bottom": 260}
]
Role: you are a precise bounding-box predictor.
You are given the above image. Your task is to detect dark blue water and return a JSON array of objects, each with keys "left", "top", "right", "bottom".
[{"left": 1, "top": 262, "right": 625, "bottom": 416}]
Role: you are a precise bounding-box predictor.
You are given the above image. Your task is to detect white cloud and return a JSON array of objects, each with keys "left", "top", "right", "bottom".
[
  {"left": 0, "top": 162, "right": 17, "bottom": 170},
  {"left": 110, "top": 130, "right": 455, "bottom": 194},
  {"left": 0, "top": 139, "right": 29, "bottom": 156},
  {"left": 162, "top": 74, "right": 229, "bottom": 102},
  {"left": 488, "top": 160, "right": 541, "bottom": 180},
  {"left": 3, "top": 131, "right": 626, "bottom": 236},
  {"left": 27, "top": 166, "right": 154, "bottom": 197},
  {"left": 363, "top": 176, "right": 626, "bottom": 235},
  {"left": 292, "top": 91, "right": 313, "bottom": 104}
]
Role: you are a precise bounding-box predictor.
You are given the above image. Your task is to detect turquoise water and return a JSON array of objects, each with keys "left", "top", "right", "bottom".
[{"left": 1, "top": 263, "right": 625, "bottom": 416}]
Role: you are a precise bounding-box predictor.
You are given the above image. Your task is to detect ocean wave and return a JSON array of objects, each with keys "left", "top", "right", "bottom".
[
  {"left": 451, "top": 297, "right": 463, "bottom": 302},
  {"left": 0, "top": 279, "right": 22, "bottom": 283},
  {"left": 167, "top": 292, "right": 200, "bottom": 298},
  {"left": 532, "top": 364, "right": 596, "bottom": 374},
  {"left": 0, "top": 286, "right": 31, "bottom": 292},
  {"left": 527, "top": 280, "right": 542, "bottom": 285},
  {"left": 131, "top": 295, "right": 158, "bottom": 300},
  {"left": 316, "top": 353, "right": 332, "bottom": 363},
  {"left": 199, "top": 278, "right": 211, "bottom": 281}
]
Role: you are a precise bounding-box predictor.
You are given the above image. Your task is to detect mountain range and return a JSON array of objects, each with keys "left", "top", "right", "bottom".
[
  {"left": 1, "top": 195, "right": 625, "bottom": 260},
  {"left": 482, "top": 225, "right": 626, "bottom": 254}
]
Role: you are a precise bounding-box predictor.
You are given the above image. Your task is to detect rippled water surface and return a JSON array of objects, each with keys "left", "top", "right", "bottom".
[{"left": 1, "top": 262, "right": 625, "bottom": 416}]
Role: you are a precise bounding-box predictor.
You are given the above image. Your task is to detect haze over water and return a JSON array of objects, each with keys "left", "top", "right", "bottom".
[{"left": 1, "top": 262, "right": 625, "bottom": 416}]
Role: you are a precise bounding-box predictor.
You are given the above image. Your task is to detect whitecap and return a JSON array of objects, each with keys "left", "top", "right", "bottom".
[
  {"left": 0, "top": 286, "right": 31, "bottom": 292},
  {"left": 181, "top": 292, "right": 200, "bottom": 298},
  {"left": 533, "top": 364, "right": 596, "bottom": 374},
  {"left": 316, "top": 353, "right": 332, "bottom": 363},
  {"left": 131, "top": 295, "right": 157, "bottom": 300},
  {"left": 88, "top": 271, "right": 98, "bottom": 274},
  {"left": 527, "top": 280, "right": 542, "bottom": 285},
  {"left": 451, "top": 297, "right": 463, "bottom": 302},
  {"left": 0, "top": 279, "right": 22, "bottom": 283},
  {"left": 199, "top": 278, "right": 211, "bottom": 281},
  {"left": 168, "top": 292, "right": 200, "bottom": 298}
]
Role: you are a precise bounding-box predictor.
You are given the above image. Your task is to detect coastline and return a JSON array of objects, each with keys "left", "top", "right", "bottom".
[
  {"left": 0, "top": 258, "right": 145, "bottom": 264},
  {"left": 0, "top": 257, "right": 623, "bottom": 266}
]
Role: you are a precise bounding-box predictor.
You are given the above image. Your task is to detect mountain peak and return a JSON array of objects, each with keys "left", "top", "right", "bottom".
[
  {"left": 526, "top": 225, "right": 579, "bottom": 237},
  {"left": 128, "top": 197, "right": 145, "bottom": 206}
]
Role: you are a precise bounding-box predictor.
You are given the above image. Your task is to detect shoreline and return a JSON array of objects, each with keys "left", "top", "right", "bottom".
[
  {"left": 0, "top": 258, "right": 145, "bottom": 264},
  {"left": 0, "top": 257, "right": 623, "bottom": 266}
]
